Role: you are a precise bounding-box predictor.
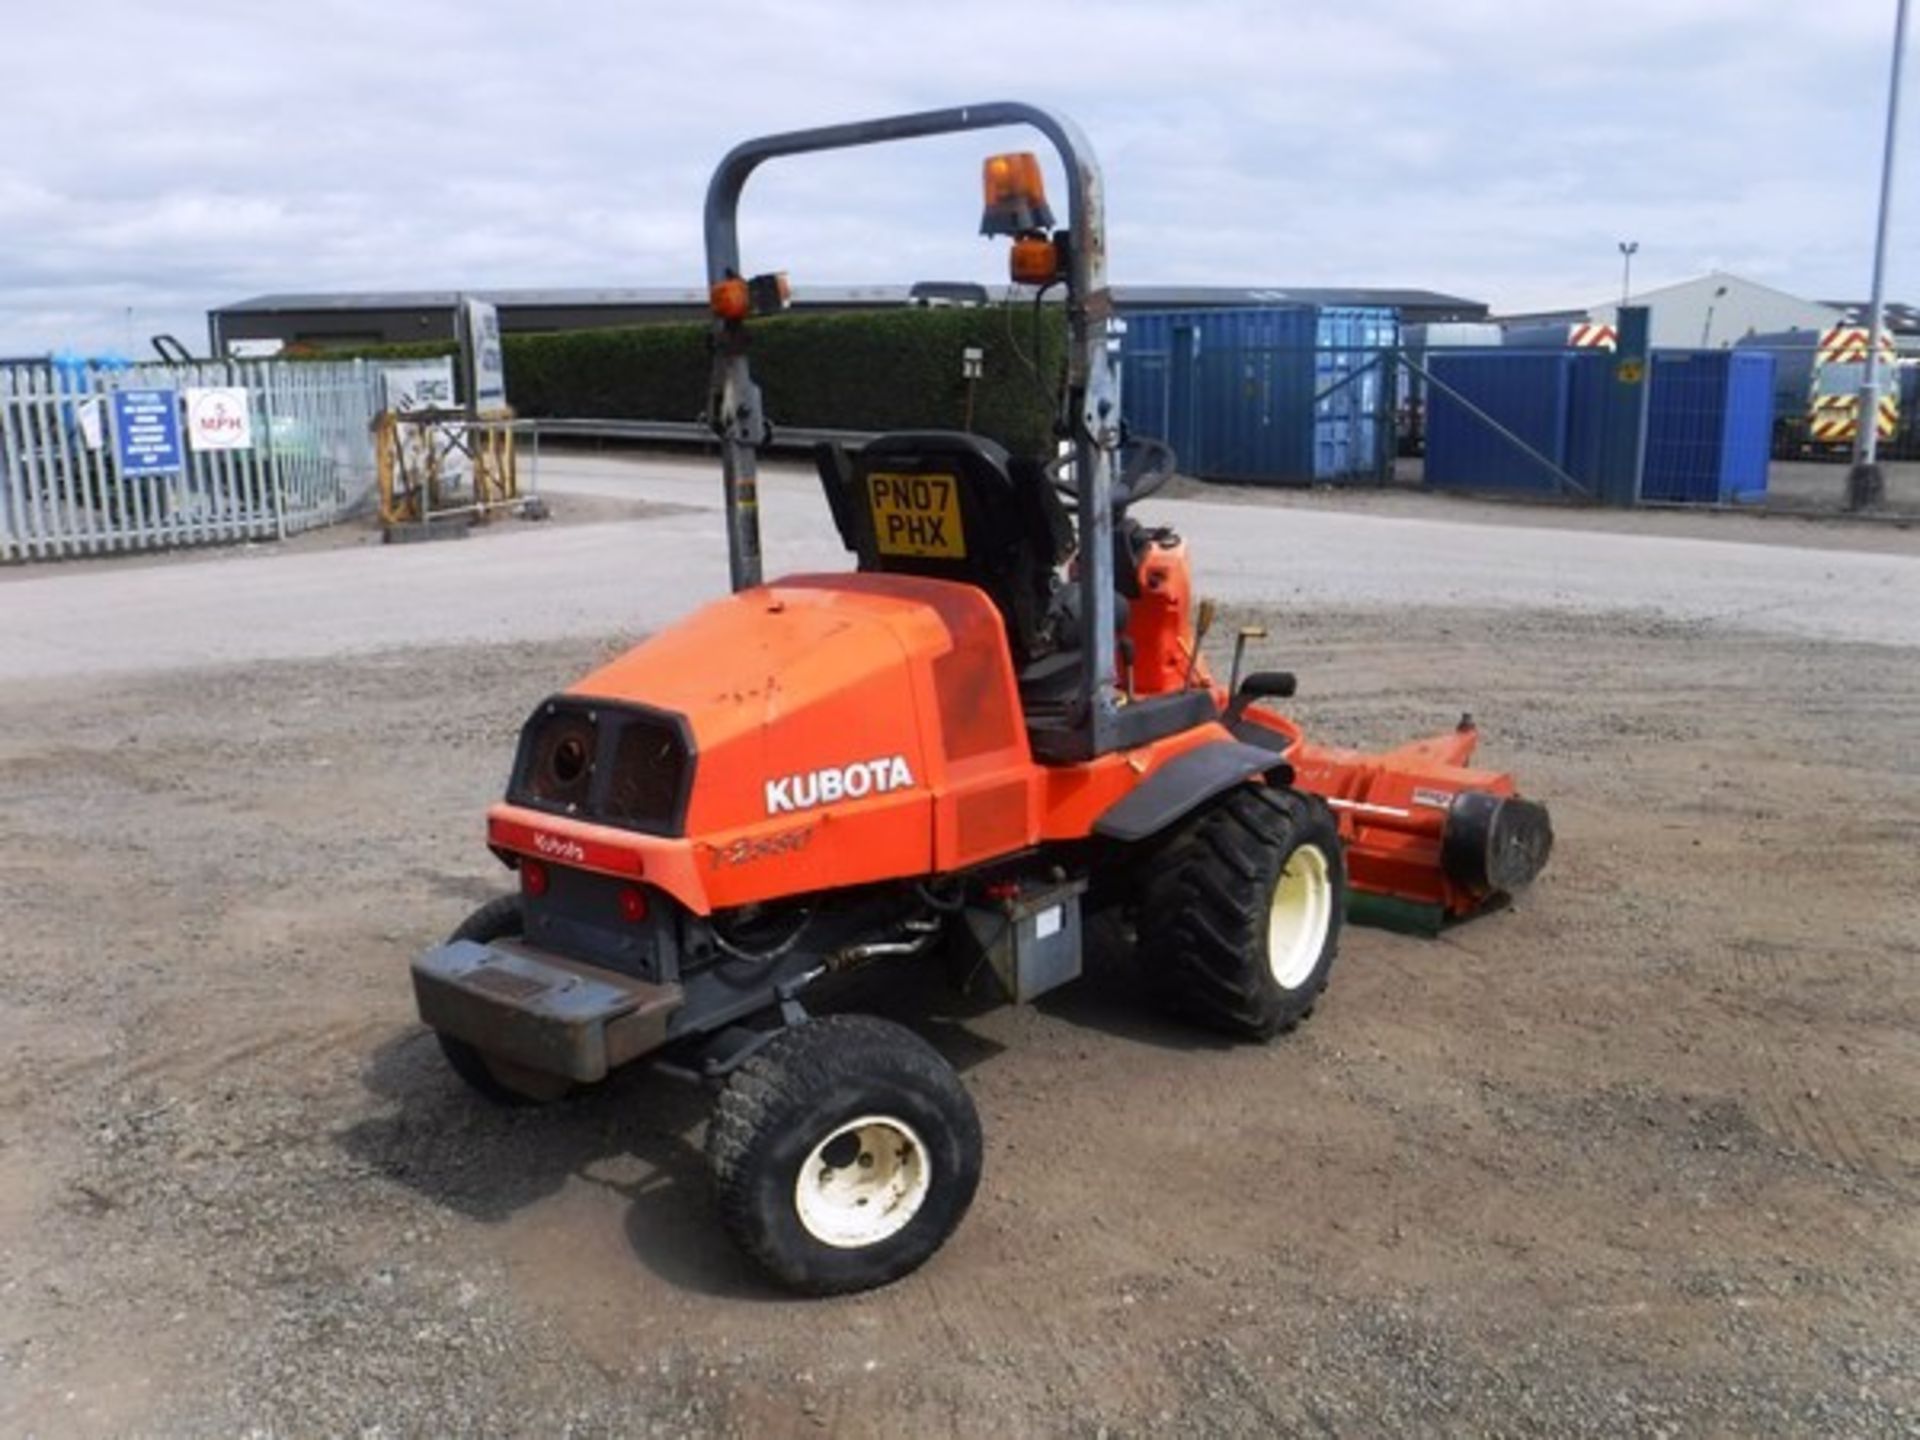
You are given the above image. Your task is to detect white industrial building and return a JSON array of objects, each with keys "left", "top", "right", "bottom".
[{"left": 1504, "top": 271, "right": 1844, "bottom": 348}]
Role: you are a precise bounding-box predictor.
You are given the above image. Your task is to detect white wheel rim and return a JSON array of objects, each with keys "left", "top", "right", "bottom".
[
  {"left": 793, "top": 1114, "right": 931, "bottom": 1249},
  {"left": 1268, "top": 843, "right": 1333, "bottom": 990}
]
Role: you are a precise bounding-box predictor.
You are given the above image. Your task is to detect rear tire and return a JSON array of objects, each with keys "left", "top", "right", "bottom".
[
  {"left": 708, "top": 1015, "right": 982, "bottom": 1296},
  {"left": 435, "top": 894, "right": 572, "bottom": 1106},
  {"left": 1136, "top": 784, "right": 1345, "bottom": 1040}
]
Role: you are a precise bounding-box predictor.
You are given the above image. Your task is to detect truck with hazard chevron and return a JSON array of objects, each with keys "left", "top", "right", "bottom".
[{"left": 1740, "top": 324, "right": 1904, "bottom": 454}]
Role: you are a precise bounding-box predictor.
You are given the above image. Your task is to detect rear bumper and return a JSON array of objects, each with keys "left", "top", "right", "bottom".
[
  {"left": 487, "top": 806, "right": 712, "bottom": 916},
  {"left": 411, "top": 939, "right": 683, "bottom": 1083}
]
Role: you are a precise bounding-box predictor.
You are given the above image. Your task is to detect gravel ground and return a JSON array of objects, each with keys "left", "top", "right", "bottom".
[{"left": 1, "top": 605, "right": 1916, "bottom": 1436}]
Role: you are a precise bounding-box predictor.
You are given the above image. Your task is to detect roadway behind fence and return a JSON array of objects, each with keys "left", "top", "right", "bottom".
[{"left": 0, "top": 359, "right": 381, "bottom": 562}]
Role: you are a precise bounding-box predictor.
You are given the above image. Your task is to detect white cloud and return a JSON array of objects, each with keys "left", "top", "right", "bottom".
[{"left": 1, "top": 0, "right": 1912, "bottom": 353}]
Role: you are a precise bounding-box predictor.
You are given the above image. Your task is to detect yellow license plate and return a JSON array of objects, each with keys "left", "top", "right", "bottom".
[{"left": 867, "top": 471, "right": 964, "bottom": 559}]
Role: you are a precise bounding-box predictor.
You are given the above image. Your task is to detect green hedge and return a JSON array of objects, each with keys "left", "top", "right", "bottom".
[
  {"left": 301, "top": 307, "right": 1067, "bottom": 456},
  {"left": 512, "top": 308, "right": 1065, "bottom": 455}
]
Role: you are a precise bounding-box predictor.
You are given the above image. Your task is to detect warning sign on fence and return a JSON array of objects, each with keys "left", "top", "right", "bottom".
[
  {"left": 184, "top": 387, "right": 254, "bottom": 451},
  {"left": 112, "top": 390, "right": 183, "bottom": 476},
  {"left": 74, "top": 397, "right": 104, "bottom": 452}
]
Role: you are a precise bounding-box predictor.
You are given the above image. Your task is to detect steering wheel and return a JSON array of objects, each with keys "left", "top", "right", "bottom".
[{"left": 1047, "top": 435, "right": 1177, "bottom": 510}]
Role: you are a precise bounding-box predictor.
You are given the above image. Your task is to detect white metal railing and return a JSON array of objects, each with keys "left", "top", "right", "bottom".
[{"left": 0, "top": 359, "right": 382, "bottom": 562}]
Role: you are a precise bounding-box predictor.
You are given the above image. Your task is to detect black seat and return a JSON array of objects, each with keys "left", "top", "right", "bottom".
[
  {"left": 816, "top": 431, "right": 1219, "bottom": 764},
  {"left": 815, "top": 432, "right": 1072, "bottom": 665}
]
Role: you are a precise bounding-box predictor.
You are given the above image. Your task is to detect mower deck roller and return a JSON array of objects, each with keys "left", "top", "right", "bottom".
[
  {"left": 1445, "top": 791, "right": 1556, "bottom": 897},
  {"left": 407, "top": 100, "right": 1553, "bottom": 1296}
]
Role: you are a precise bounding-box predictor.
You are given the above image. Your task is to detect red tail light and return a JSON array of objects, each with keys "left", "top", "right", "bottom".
[
  {"left": 618, "top": 885, "right": 648, "bottom": 923},
  {"left": 520, "top": 858, "right": 550, "bottom": 898}
]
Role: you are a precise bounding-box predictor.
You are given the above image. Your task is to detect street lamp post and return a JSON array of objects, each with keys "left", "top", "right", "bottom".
[
  {"left": 1701, "top": 284, "right": 1729, "bottom": 347},
  {"left": 1850, "top": 0, "right": 1910, "bottom": 511},
  {"left": 1618, "top": 241, "right": 1639, "bottom": 306}
]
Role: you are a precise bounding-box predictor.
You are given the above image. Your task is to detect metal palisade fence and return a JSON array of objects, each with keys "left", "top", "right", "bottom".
[{"left": 0, "top": 359, "right": 382, "bottom": 562}]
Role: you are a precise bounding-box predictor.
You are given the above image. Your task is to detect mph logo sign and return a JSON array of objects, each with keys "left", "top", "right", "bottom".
[
  {"left": 184, "top": 388, "right": 255, "bottom": 452},
  {"left": 766, "top": 755, "right": 914, "bottom": 815}
]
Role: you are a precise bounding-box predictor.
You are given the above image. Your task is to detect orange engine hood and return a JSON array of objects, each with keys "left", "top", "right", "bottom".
[{"left": 555, "top": 572, "right": 1033, "bottom": 900}]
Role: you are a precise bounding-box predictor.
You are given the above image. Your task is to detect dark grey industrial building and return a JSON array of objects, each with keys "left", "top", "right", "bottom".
[
  {"left": 207, "top": 283, "right": 1488, "bottom": 353},
  {"left": 1109, "top": 286, "right": 1487, "bottom": 325},
  {"left": 1820, "top": 301, "right": 1920, "bottom": 337}
]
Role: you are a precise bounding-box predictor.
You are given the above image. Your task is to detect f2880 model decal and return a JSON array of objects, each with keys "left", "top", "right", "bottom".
[
  {"left": 709, "top": 825, "right": 816, "bottom": 869},
  {"left": 766, "top": 756, "right": 915, "bottom": 815}
]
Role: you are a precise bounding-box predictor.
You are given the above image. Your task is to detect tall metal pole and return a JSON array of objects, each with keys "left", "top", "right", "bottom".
[
  {"left": 1851, "top": 0, "right": 1910, "bottom": 510},
  {"left": 1618, "top": 241, "right": 1638, "bottom": 306}
]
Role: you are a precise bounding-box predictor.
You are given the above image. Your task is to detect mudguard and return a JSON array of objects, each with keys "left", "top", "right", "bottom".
[{"left": 1090, "top": 740, "right": 1289, "bottom": 844}]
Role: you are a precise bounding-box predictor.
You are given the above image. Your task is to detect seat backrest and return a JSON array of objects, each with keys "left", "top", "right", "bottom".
[{"left": 816, "top": 431, "right": 1071, "bottom": 662}]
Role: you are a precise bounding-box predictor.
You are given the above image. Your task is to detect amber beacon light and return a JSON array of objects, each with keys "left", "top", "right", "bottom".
[
  {"left": 710, "top": 277, "right": 750, "bottom": 321},
  {"left": 979, "top": 151, "right": 1055, "bottom": 237},
  {"left": 1010, "top": 235, "right": 1062, "bottom": 286}
]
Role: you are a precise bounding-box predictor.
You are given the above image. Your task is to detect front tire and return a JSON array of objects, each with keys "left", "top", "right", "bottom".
[
  {"left": 1137, "top": 784, "right": 1345, "bottom": 1040},
  {"left": 708, "top": 1015, "right": 982, "bottom": 1295}
]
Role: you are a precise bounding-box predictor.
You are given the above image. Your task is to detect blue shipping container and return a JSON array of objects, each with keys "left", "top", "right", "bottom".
[
  {"left": 1641, "top": 350, "right": 1774, "bottom": 503},
  {"left": 1424, "top": 351, "right": 1574, "bottom": 493},
  {"left": 1901, "top": 363, "right": 1920, "bottom": 451},
  {"left": 1121, "top": 305, "right": 1398, "bottom": 484}
]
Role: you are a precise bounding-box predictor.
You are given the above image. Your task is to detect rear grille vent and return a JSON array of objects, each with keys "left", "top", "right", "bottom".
[
  {"left": 603, "top": 715, "right": 686, "bottom": 829},
  {"left": 506, "top": 698, "right": 693, "bottom": 836}
]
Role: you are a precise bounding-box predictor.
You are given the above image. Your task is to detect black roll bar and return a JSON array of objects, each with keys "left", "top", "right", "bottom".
[{"left": 702, "top": 101, "right": 1127, "bottom": 758}]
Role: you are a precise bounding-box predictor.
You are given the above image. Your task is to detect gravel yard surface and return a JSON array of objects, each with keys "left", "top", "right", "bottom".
[{"left": 2, "top": 597, "right": 1915, "bottom": 1436}]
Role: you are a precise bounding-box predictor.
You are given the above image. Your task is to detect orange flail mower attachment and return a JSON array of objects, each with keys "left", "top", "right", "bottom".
[{"left": 1246, "top": 706, "right": 1553, "bottom": 932}]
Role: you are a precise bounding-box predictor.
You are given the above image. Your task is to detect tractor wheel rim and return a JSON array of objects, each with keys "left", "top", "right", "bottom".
[
  {"left": 1268, "top": 843, "right": 1332, "bottom": 990},
  {"left": 794, "top": 1114, "right": 931, "bottom": 1249}
]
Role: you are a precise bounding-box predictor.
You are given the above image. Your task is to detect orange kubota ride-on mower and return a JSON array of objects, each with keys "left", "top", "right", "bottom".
[{"left": 410, "top": 103, "right": 1553, "bottom": 1295}]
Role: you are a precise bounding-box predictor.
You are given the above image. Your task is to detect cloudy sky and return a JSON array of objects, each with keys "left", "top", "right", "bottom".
[{"left": 3, "top": 0, "right": 1913, "bottom": 355}]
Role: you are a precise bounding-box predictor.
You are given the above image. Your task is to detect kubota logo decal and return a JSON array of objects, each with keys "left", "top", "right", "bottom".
[
  {"left": 532, "top": 832, "right": 587, "bottom": 862},
  {"left": 766, "top": 756, "right": 915, "bottom": 815}
]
